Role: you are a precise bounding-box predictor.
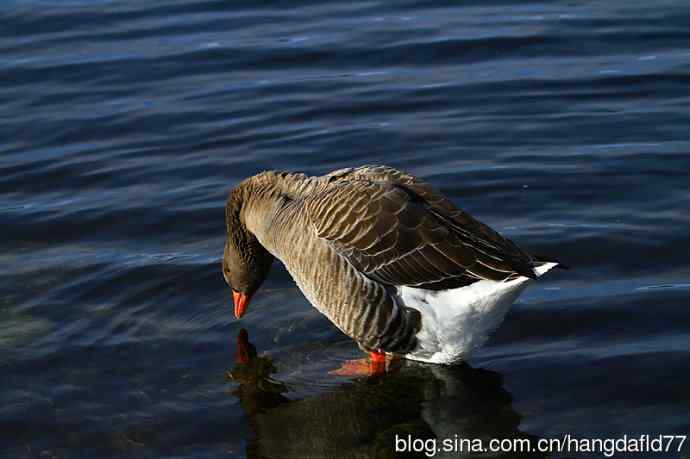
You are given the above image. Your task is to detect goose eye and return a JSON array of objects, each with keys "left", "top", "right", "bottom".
[{"left": 222, "top": 264, "right": 231, "bottom": 284}]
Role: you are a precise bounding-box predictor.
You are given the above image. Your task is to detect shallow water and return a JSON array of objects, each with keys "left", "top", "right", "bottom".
[{"left": 1, "top": 0, "right": 690, "bottom": 457}]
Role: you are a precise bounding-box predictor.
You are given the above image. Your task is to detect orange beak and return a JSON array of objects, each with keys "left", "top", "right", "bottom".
[{"left": 233, "top": 290, "right": 250, "bottom": 319}]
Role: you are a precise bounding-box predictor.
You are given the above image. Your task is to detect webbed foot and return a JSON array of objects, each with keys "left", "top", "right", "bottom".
[{"left": 329, "top": 350, "right": 388, "bottom": 377}]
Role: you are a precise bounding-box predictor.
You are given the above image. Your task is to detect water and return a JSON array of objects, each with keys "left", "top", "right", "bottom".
[{"left": 1, "top": 0, "right": 689, "bottom": 457}]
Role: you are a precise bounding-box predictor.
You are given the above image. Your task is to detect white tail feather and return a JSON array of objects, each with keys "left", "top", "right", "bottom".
[{"left": 399, "top": 261, "right": 558, "bottom": 364}]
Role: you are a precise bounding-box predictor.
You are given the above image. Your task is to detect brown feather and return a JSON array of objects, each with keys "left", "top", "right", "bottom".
[{"left": 306, "top": 167, "right": 536, "bottom": 289}]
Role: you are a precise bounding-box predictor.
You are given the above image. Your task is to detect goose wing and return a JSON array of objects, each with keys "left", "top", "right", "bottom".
[{"left": 306, "top": 166, "right": 535, "bottom": 289}]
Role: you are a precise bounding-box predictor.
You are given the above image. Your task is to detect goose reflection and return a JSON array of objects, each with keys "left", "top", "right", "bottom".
[{"left": 228, "top": 329, "right": 544, "bottom": 459}]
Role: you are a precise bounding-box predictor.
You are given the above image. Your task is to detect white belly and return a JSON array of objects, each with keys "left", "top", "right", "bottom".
[{"left": 398, "top": 262, "right": 557, "bottom": 364}]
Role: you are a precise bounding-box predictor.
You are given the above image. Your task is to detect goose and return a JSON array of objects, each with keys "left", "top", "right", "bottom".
[{"left": 222, "top": 165, "right": 562, "bottom": 375}]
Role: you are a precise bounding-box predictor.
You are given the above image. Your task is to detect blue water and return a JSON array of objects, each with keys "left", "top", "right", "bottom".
[{"left": 1, "top": 1, "right": 689, "bottom": 457}]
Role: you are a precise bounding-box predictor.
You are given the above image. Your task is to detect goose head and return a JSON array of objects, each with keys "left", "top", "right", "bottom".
[{"left": 222, "top": 186, "right": 274, "bottom": 319}]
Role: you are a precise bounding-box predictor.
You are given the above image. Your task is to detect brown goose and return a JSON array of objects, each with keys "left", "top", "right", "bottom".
[{"left": 222, "top": 165, "right": 560, "bottom": 371}]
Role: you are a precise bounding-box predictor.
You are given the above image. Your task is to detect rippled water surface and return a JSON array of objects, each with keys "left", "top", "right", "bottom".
[{"left": 2, "top": 1, "right": 690, "bottom": 457}]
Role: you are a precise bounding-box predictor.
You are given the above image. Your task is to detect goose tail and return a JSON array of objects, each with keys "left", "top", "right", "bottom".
[{"left": 533, "top": 256, "right": 568, "bottom": 277}]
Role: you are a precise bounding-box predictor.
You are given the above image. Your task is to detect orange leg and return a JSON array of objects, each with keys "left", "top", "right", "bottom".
[
  {"left": 368, "top": 350, "right": 386, "bottom": 375},
  {"left": 329, "top": 350, "right": 388, "bottom": 377}
]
